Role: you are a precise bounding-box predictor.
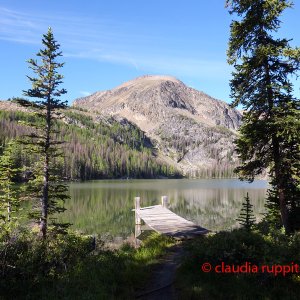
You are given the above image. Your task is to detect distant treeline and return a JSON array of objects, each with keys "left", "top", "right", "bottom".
[
  {"left": 186, "top": 165, "right": 238, "bottom": 179},
  {"left": 0, "top": 109, "right": 180, "bottom": 180}
]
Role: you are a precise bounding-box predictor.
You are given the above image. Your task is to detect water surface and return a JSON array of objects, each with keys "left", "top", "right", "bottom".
[{"left": 58, "top": 179, "right": 268, "bottom": 239}]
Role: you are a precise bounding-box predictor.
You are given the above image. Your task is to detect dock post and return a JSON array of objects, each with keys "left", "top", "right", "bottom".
[
  {"left": 135, "top": 197, "right": 141, "bottom": 225},
  {"left": 161, "top": 195, "right": 168, "bottom": 208},
  {"left": 134, "top": 197, "right": 142, "bottom": 247}
]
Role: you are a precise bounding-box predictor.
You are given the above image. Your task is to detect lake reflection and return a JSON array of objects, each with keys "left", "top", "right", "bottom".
[{"left": 58, "top": 179, "right": 268, "bottom": 238}]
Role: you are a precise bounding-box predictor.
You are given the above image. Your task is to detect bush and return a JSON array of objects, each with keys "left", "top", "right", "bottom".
[
  {"left": 0, "top": 228, "right": 93, "bottom": 298},
  {"left": 0, "top": 229, "right": 175, "bottom": 299},
  {"left": 176, "top": 228, "right": 300, "bottom": 299}
]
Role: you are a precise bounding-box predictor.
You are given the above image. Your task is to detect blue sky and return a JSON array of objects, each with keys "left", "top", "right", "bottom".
[{"left": 0, "top": 0, "right": 299, "bottom": 105}]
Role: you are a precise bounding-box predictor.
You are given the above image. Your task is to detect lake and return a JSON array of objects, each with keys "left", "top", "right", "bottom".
[{"left": 58, "top": 179, "right": 268, "bottom": 241}]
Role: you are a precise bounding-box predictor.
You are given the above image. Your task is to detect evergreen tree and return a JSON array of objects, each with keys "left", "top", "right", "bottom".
[
  {"left": 0, "top": 140, "right": 21, "bottom": 231},
  {"left": 17, "top": 28, "right": 69, "bottom": 238},
  {"left": 226, "top": 0, "right": 300, "bottom": 233},
  {"left": 236, "top": 193, "right": 256, "bottom": 231}
]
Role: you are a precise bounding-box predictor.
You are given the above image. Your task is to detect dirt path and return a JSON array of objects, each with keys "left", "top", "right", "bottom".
[{"left": 135, "top": 243, "right": 185, "bottom": 300}]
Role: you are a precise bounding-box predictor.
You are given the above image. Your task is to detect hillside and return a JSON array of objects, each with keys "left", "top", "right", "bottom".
[
  {"left": 73, "top": 75, "right": 242, "bottom": 177},
  {"left": 0, "top": 102, "right": 178, "bottom": 180}
]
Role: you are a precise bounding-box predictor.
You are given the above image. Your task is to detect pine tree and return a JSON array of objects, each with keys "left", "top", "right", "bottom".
[
  {"left": 16, "top": 28, "right": 69, "bottom": 238},
  {"left": 226, "top": 0, "right": 300, "bottom": 233},
  {"left": 0, "top": 140, "right": 21, "bottom": 232},
  {"left": 236, "top": 193, "right": 256, "bottom": 231}
]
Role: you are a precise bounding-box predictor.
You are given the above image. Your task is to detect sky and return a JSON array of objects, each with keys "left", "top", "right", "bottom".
[{"left": 0, "top": 0, "right": 300, "bottom": 105}]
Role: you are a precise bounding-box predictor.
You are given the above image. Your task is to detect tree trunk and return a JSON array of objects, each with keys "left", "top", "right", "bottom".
[
  {"left": 40, "top": 155, "right": 49, "bottom": 238},
  {"left": 40, "top": 100, "right": 51, "bottom": 238},
  {"left": 264, "top": 60, "right": 290, "bottom": 233},
  {"left": 272, "top": 136, "right": 290, "bottom": 233},
  {"left": 7, "top": 201, "right": 11, "bottom": 222}
]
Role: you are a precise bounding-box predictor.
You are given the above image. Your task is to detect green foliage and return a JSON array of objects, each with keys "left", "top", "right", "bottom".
[
  {"left": 177, "top": 228, "right": 300, "bottom": 299},
  {"left": 227, "top": 0, "right": 300, "bottom": 233},
  {"left": 130, "top": 232, "right": 175, "bottom": 264},
  {"left": 0, "top": 230, "right": 175, "bottom": 299},
  {"left": 236, "top": 192, "right": 256, "bottom": 231},
  {"left": 0, "top": 140, "right": 22, "bottom": 232}
]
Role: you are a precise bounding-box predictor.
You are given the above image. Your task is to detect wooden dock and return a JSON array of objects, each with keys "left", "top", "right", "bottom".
[{"left": 134, "top": 196, "right": 209, "bottom": 239}]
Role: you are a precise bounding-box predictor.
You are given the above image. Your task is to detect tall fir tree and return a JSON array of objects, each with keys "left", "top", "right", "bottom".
[
  {"left": 236, "top": 193, "right": 256, "bottom": 231},
  {"left": 226, "top": 0, "right": 300, "bottom": 233},
  {"left": 17, "top": 28, "right": 69, "bottom": 238}
]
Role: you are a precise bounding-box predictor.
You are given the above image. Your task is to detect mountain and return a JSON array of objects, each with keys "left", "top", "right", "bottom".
[{"left": 73, "top": 75, "right": 242, "bottom": 177}]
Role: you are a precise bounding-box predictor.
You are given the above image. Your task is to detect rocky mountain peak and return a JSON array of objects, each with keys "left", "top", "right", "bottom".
[
  {"left": 73, "top": 75, "right": 242, "bottom": 176},
  {"left": 118, "top": 75, "right": 183, "bottom": 87},
  {"left": 73, "top": 74, "right": 241, "bottom": 130}
]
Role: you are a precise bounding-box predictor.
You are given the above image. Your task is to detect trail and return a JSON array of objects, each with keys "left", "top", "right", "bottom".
[{"left": 135, "top": 243, "right": 185, "bottom": 300}]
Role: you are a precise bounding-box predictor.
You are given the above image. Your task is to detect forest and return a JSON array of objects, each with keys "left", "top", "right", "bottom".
[{"left": 0, "top": 107, "right": 179, "bottom": 180}]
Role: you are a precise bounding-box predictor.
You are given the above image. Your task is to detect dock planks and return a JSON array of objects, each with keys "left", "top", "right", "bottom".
[{"left": 134, "top": 204, "right": 209, "bottom": 238}]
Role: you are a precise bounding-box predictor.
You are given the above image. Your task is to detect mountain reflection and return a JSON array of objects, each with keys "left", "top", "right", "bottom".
[{"left": 58, "top": 179, "right": 267, "bottom": 239}]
